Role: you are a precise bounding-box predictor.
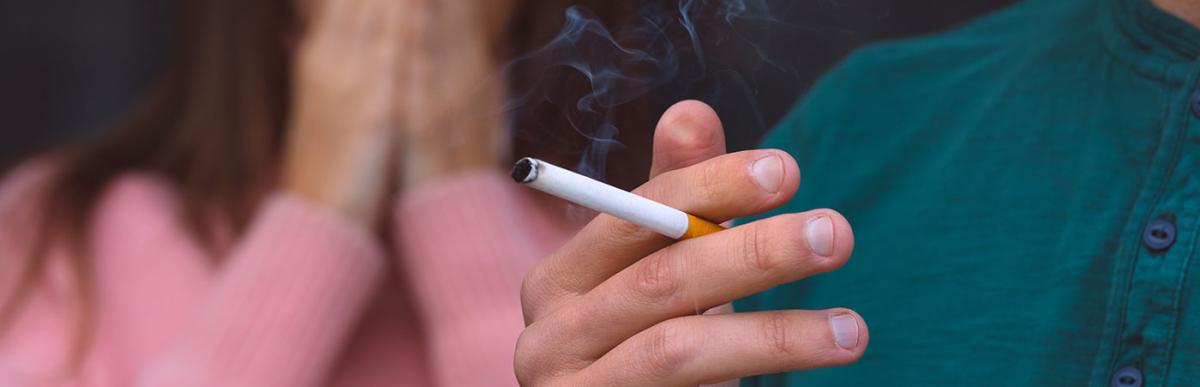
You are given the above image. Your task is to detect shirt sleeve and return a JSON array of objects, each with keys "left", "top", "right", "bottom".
[{"left": 392, "top": 172, "right": 571, "bottom": 387}]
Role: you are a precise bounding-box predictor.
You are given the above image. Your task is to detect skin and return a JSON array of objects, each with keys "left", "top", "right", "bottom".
[
  {"left": 282, "top": 0, "right": 407, "bottom": 224},
  {"left": 516, "top": 101, "right": 868, "bottom": 386},
  {"left": 282, "top": 0, "right": 515, "bottom": 226},
  {"left": 280, "top": 0, "right": 868, "bottom": 383},
  {"left": 399, "top": 0, "right": 514, "bottom": 188},
  {"left": 1154, "top": 0, "right": 1200, "bottom": 28}
]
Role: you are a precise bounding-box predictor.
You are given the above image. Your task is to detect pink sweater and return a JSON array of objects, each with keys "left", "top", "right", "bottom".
[{"left": 0, "top": 164, "right": 572, "bottom": 386}]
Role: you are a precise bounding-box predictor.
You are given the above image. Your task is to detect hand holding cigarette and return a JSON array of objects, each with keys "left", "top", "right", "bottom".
[{"left": 515, "top": 101, "right": 868, "bottom": 385}]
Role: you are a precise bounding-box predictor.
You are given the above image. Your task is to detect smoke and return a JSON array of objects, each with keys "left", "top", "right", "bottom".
[{"left": 506, "top": 0, "right": 829, "bottom": 181}]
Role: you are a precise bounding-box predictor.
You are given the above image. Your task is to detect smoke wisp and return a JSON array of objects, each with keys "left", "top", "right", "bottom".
[{"left": 506, "top": 0, "right": 835, "bottom": 181}]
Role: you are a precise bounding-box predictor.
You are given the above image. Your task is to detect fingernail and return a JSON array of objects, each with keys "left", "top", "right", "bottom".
[
  {"left": 829, "top": 314, "right": 859, "bottom": 350},
  {"left": 751, "top": 155, "right": 784, "bottom": 193},
  {"left": 806, "top": 216, "right": 834, "bottom": 256}
]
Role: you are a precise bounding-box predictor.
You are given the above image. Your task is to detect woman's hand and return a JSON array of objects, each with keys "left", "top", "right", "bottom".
[
  {"left": 397, "top": 1, "right": 512, "bottom": 188},
  {"left": 515, "top": 101, "right": 868, "bottom": 386},
  {"left": 283, "top": 0, "right": 409, "bottom": 224}
]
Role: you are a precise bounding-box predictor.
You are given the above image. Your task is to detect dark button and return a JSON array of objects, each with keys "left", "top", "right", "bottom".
[
  {"left": 1143, "top": 217, "right": 1176, "bottom": 252},
  {"left": 1111, "top": 366, "right": 1143, "bottom": 387},
  {"left": 1191, "top": 91, "right": 1200, "bottom": 118}
]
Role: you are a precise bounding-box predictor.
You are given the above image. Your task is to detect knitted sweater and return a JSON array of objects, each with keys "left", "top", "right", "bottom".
[{"left": 0, "top": 163, "right": 572, "bottom": 386}]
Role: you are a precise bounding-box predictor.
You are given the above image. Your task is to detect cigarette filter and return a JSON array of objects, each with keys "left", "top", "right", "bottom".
[{"left": 511, "top": 157, "right": 723, "bottom": 239}]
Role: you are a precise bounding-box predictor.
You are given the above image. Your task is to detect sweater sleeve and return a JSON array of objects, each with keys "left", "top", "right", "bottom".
[
  {"left": 0, "top": 161, "right": 384, "bottom": 387},
  {"left": 393, "top": 172, "right": 572, "bottom": 387},
  {"left": 135, "top": 192, "right": 385, "bottom": 387}
]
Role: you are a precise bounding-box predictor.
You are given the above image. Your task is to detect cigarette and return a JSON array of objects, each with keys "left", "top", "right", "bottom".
[{"left": 511, "top": 157, "right": 724, "bottom": 239}]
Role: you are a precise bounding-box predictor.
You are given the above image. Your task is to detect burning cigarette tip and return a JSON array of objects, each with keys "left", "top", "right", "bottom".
[{"left": 511, "top": 157, "right": 538, "bottom": 184}]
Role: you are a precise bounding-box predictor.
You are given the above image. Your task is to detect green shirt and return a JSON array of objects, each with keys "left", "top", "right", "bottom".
[{"left": 736, "top": 0, "right": 1200, "bottom": 385}]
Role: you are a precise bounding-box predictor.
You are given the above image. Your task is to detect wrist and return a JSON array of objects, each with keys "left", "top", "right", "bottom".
[{"left": 283, "top": 184, "right": 374, "bottom": 227}]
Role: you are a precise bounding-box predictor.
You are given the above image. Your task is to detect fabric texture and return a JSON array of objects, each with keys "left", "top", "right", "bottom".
[
  {"left": 0, "top": 165, "right": 567, "bottom": 386},
  {"left": 736, "top": 0, "right": 1200, "bottom": 385}
]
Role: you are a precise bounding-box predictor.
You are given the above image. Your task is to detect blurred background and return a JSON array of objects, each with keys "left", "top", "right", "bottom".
[{"left": 0, "top": 0, "right": 1013, "bottom": 174}]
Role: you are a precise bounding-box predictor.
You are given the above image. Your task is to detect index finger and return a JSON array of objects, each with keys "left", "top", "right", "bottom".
[{"left": 522, "top": 148, "right": 801, "bottom": 322}]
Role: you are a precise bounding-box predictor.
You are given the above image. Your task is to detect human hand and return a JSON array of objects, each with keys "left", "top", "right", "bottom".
[
  {"left": 283, "top": 0, "right": 408, "bottom": 224},
  {"left": 397, "top": 0, "right": 512, "bottom": 188},
  {"left": 515, "top": 101, "right": 867, "bottom": 386}
]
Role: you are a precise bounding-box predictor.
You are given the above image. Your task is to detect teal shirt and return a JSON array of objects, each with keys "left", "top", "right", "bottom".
[{"left": 736, "top": 0, "right": 1200, "bottom": 385}]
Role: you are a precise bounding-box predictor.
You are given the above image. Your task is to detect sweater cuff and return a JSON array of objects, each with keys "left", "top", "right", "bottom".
[{"left": 141, "top": 192, "right": 385, "bottom": 387}]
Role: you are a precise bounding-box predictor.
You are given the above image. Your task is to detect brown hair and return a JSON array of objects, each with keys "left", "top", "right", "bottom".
[
  {"left": 1, "top": 0, "right": 294, "bottom": 365},
  {"left": 2, "top": 0, "right": 655, "bottom": 367}
]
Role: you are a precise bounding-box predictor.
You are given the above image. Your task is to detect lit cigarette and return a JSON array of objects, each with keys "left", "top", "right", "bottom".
[{"left": 511, "top": 157, "right": 724, "bottom": 239}]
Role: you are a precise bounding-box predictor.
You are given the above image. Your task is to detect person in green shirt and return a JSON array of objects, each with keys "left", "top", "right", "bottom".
[{"left": 515, "top": 0, "right": 1200, "bottom": 385}]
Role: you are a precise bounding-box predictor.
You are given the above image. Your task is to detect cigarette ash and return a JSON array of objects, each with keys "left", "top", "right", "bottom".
[{"left": 510, "top": 158, "right": 539, "bottom": 183}]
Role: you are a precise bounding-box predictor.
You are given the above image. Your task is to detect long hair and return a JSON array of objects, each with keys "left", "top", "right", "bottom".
[
  {"left": 0, "top": 0, "right": 294, "bottom": 366},
  {"left": 1, "top": 0, "right": 653, "bottom": 369}
]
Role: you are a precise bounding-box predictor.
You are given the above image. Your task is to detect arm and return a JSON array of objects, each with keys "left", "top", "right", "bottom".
[
  {"left": 0, "top": 164, "right": 385, "bottom": 386},
  {"left": 0, "top": 0, "right": 408, "bottom": 382},
  {"left": 136, "top": 192, "right": 384, "bottom": 387},
  {"left": 142, "top": 0, "right": 410, "bottom": 381},
  {"left": 393, "top": 172, "right": 571, "bottom": 386}
]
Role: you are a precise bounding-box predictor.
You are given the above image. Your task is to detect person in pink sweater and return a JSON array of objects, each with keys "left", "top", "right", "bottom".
[
  {"left": 0, "top": 0, "right": 583, "bottom": 385},
  {"left": 1, "top": 0, "right": 869, "bottom": 384}
]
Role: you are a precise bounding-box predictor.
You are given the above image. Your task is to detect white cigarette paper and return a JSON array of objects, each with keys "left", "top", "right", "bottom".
[{"left": 512, "top": 157, "right": 721, "bottom": 239}]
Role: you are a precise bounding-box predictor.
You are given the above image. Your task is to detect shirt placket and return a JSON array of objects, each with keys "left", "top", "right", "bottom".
[{"left": 1109, "top": 63, "right": 1200, "bottom": 387}]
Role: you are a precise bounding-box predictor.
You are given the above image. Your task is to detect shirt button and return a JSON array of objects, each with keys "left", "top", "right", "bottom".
[
  {"left": 1191, "top": 91, "right": 1200, "bottom": 118},
  {"left": 1111, "top": 366, "right": 1143, "bottom": 387},
  {"left": 1143, "top": 217, "right": 1176, "bottom": 252}
]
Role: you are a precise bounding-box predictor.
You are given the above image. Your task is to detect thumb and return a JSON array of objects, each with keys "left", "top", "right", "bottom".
[{"left": 649, "top": 100, "right": 728, "bottom": 179}]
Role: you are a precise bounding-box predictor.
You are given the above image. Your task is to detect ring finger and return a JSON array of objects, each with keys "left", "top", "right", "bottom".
[{"left": 546, "top": 209, "right": 854, "bottom": 358}]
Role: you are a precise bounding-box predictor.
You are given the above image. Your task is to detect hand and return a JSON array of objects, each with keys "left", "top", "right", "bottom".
[
  {"left": 397, "top": 1, "right": 512, "bottom": 188},
  {"left": 283, "top": 0, "right": 408, "bottom": 224},
  {"left": 515, "top": 101, "right": 867, "bottom": 386}
]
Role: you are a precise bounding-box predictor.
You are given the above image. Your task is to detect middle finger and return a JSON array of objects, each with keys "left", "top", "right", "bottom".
[
  {"left": 522, "top": 150, "right": 801, "bottom": 320},
  {"left": 547, "top": 209, "right": 854, "bottom": 359}
]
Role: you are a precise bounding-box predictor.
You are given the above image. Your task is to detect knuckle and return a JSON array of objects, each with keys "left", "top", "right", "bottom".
[
  {"left": 515, "top": 316, "right": 589, "bottom": 385},
  {"left": 514, "top": 324, "right": 554, "bottom": 385},
  {"left": 606, "top": 216, "right": 658, "bottom": 246},
  {"left": 742, "top": 218, "right": 805, "bottom": 278},
  {"left": 640, "top": 321, "right": 698, "bottom": 377},
  {"left": 760, "top": 313, "right": 798, "bottom": 357},
  {"left": 513, "top": 328, "right": 540, "bottom": 384},
  {"left": 631, "top": 254, "right": 681, "bottom": 302},
  {"left": 521, "top": 262, "right": 582, "bottom": 324},
  {"left": 520, "top": 265, "right": 551, "bottom": 321},
  {"left": 697, "top": 161, "right": 724, "bottom": 204},
  {"left": 633, "top": 178, "right": 668, "bottom": 202},
  {"left": 742, "top": 221, "right": 776, "bottom": 276},
  {"left": 552, "top": 307, "right": 590, "bottom": 342}
]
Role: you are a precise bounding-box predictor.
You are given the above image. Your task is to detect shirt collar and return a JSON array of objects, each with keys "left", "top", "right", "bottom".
[{"left": 1103, "top": 0, "right": 1200, "bottom": 83}]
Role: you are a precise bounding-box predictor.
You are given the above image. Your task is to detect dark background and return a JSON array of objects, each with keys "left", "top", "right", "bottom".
[{"left": 0, "top": 0, "right": 1014, "bottom": 170}]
